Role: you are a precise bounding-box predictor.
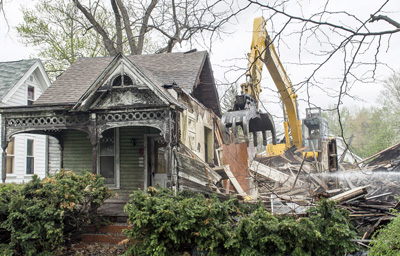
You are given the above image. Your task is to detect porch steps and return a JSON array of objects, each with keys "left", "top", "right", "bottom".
[
  {"left": 80, "top": 223, "right": 130, "bottom": 245},
  {"left": 105, "top": 190, "right": 132, "bottom": 203}
]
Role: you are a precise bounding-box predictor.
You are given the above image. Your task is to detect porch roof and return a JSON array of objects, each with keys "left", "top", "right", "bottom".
[{"left": 34, "top": 51, "right": 217, "bottom": 111}]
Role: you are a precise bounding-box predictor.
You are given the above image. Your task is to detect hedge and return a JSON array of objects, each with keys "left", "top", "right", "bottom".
[
  {"left": 123, "top": 187, "right": 358, "bottom": 256},
  {"left": 0, "top": 170, "right": 113, "bottom": 256}
]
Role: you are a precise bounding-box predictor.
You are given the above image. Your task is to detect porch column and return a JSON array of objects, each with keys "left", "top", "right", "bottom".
[
  {"left": 91, "top": 142, "right": 98, "bottom": 175},
  {"left": 1, "top": 146, "right": 6, "bottom": 183},
  {"left": 88, "top": 113, "right": 98, "bottom": 174},
  {"left": 1, "top": 117, "right": 7, "bottom": 183}
]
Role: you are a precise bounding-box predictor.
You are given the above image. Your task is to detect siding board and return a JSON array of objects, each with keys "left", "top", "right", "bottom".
[
  {"left": 62, "top": 130, "right": 92, "bottom": 172},
  {"left": 119, "top": 127, "right": 145, "bottom": 191}
]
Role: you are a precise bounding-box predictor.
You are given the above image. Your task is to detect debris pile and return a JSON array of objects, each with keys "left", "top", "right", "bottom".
[{"left": 243, "top": 142, "right": 400, "bottom": 240}]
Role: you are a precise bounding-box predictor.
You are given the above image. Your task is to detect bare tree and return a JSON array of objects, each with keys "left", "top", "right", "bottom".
[{"left": 73, "top": 0, "right": 242, "bottom": 56}]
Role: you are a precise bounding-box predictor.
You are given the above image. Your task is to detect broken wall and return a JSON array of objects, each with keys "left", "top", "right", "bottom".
[{"left": 179, "top": 93, "right": 215, "bottom": 164}]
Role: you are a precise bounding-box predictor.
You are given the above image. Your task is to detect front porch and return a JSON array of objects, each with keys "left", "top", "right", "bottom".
[{"left": 1, "top": 107, "right": 178, "bottom": 201}]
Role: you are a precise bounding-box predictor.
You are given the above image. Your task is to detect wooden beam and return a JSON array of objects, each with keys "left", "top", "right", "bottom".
[
  {"left": 328, "top": 186, "right": 368, "bottom": 202},
  {"left": 223, "top": 165, "right": 246, "bottom": 196},
  {"left": 358, "top": 142, "right": 400, "bottom": 164},
  {"left": 249, "top": 160, "right": 305, "bottom": 187}
]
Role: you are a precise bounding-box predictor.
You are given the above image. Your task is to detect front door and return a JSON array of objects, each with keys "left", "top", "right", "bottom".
[
  {"left": 99, "top": 128, "right": 119, "bottom": 187},
  {"left": 147, "top": 137, "right": 168, "bottom": 188}
]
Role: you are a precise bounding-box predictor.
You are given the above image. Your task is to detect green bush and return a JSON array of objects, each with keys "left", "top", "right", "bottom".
[
  {"left": 124, "top": 187, "right": 236, "bottom": 255},
  {"left": 124, "top": 188, "right": 357, "bottom": 256},
  {"left": 227, "top": 199, "right": 357, "bottom": 256},
  {"left": 369, "top": 214, "right": 400, "bottom": 255},
  {"left": 0, "top": 170, "right": 113, "bottom": 256}
]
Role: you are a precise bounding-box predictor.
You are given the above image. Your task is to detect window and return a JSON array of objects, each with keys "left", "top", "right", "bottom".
[
  {"left": 26, "top": 139, "right": 34, "bottom": 174},
  {"left": 99, "top": 129, "right": 115, "bottom": 185},
  {"left": 27, "top": 86, "right": 35, "bottom": 105},
  {"left": 6, "top": 138, "right": 14, "bottom": 174},
  {"left": 111, "top": 74, "right": 133, "bottom": 87}
]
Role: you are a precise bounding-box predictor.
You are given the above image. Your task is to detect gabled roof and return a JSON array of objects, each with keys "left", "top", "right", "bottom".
[
  {"left": 74, "top": 54, "right": 184, "bottom": 111},
  {"left": 0, "top": 59, "right": 38, "bottom": 100},
  {"left": 34, "top": 51, "right": 220, "bottom": 115}
]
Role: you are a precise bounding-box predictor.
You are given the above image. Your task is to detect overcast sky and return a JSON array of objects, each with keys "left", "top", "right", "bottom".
[{"left": 1, "top": 0, "right": 400, "bottom": 122}]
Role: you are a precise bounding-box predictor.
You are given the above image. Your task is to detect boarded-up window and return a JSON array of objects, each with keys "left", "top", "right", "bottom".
[
  {"left": 6, "top": 138, "right": 14, "bottom": 174},
  {"left": 26, "top": 139, "right": 34, "bottom": 174}
]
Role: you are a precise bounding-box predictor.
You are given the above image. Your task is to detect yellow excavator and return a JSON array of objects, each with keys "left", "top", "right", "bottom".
[{"left": 221, "top": 17, "right": 337, "bottom": 170}]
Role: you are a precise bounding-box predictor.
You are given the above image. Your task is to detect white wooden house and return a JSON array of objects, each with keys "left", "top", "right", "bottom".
[{"left": 0, "top": 59, "right": 59, "bottom": 183}]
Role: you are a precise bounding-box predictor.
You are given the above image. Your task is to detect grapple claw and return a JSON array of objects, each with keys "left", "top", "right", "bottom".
[{"left": 221, "top": 105, "right": 277, "bottom": 147}]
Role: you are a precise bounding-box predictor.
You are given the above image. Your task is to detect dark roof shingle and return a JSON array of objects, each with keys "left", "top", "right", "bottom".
[{"left": 35, "top": 51, "right": 207, "bottom": 105}]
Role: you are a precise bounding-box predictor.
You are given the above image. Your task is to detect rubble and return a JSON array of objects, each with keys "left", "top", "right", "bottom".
[{"left": 242, "top": 142, "right": 400, "bottom": 239}]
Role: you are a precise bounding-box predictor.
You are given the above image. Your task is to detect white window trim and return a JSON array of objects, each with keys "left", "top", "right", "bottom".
[
  {"left": 27, "top": 85, "right": 35, "bottom": 105},
  {"left": 26, "top": 139, "right": 34, "bottom": 175},
  {"left": 6, "top": 137, "right": 15, "bottom": 174}
]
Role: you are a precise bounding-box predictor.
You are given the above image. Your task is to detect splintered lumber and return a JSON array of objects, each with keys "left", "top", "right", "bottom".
[
  {"left": 358, "top": 142, "right": 400, "bottom": 165},
  {"left": 300, "top": 164, "right": 329, "bottom": 190},
  {"left": 328, "top": 186, "right": 368, "bottom": 203},
  {"left": 222, "top": 165, "right": 246, "bottom": 196},
  {"left": 292, "top": 154, "right": 307, "bottom": 189},
  {"left": 249, "top": 161, "right": 305, "bottom": 187},
  {"left": 174, "top": 151, "right": 222, "bottom": 193}
]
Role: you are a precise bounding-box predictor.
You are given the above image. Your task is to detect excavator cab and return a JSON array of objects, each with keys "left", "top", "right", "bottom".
[
  {"left": 221, "top": 94, "right": 277, "bottom": 147},
  {"left": 302, "top": 107, "right": 329, "bottom": 152}
]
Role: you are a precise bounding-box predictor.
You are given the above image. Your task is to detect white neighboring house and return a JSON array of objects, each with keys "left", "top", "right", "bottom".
[{"left": 0, "top": 59, "right": 58, "bottom": 183}]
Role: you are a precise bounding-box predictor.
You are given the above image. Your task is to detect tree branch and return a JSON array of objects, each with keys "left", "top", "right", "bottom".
[
  {"left": 115, "top": 0, "right": 137, "bottom": 54},
  {"left": 137, "top": 0, "right": 158, "bottom": 54},
  {"left": 370, "top": 14, "right": 400, "bottom": 29},
  {"left": 73, "top": 0, "right": 117, "bottom": 55},
  {"left": 111, "top": 0, "right": 123, "bottom": 53}
]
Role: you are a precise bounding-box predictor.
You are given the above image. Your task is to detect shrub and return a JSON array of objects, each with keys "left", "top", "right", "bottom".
[
  {"left": 0, "top": 170, "right": 113, "bottom": 256},
  {"left": 369, "top": 214, "right": 400, "bottom": 255},
  {"left": 227, "top": 199, "right": 357, "bottom": 256},
  {"left": 124, "top": 188, "right": 357, "bottom": 256},
  {"left": 124, "top": 187, "right": 235, "bottom": 256}
]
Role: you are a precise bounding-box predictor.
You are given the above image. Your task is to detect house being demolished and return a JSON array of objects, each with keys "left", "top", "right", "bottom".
[
  {"left": 0, "top": 51, "right": 225, "bottom": 201},
  {"left": 2, "top": 51, "right": 399, "bottom": 242}
]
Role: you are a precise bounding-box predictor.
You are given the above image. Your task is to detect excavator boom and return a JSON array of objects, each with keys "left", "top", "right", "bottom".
[
  {"left": 221, "top": 17, "right": 277, "bottom": 147},
  {"left": 221, "top": 16, "right": 337, "bottom": 171}
]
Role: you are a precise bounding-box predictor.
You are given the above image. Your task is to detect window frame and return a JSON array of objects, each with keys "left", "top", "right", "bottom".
[
  {"left": 6, "top": 137, "right": 15, "bottom": 174},
  {"left": 98, "top": 128, "right": 120, "bottom": 188},
  {"left": 26, "top": 139, "right": 34, "bottom": 174},
  {"left": 27, "top": 85, "right": 35, "bottom": 105}
]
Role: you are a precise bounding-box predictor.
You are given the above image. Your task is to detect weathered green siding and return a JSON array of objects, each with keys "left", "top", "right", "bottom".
[
  {"left": 61, "top": 127, "right": 161, "bottom": 195},
  {"left": 118, "top": 126, "right": 160, "bottom": 191},
  {"left": 119, "top": 126, "right": 145, "bottom": 191},
  {"left": 62, "top": 130, "right": 92, "bottom": 172}
]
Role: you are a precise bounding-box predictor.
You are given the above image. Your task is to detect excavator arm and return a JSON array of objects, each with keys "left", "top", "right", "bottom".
[
  {"left": 221, "top": 17, "right": 302, "bottom": 149},
  {"left": 221, "top": 17, "right": 277, "bottom": 147},
  {"left": 260, "top": 22, "right": 303, "bottom": 150},
  {"left": 221, "top": 17, "right": 337, "bottom": 170}
]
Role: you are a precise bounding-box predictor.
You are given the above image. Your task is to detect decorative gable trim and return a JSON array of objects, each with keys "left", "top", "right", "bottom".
[{"left": 73, "top": 54, "right": 183, "bottom": 111}]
